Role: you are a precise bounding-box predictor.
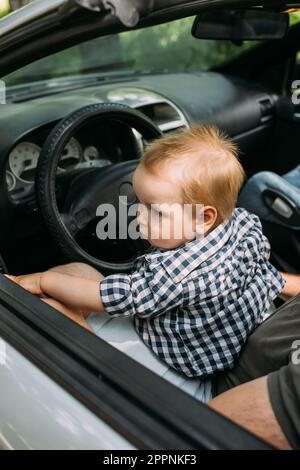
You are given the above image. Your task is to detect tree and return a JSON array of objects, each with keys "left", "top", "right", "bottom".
[
  {"left": 9, "top": 0, "right": 31, "bottom": 10},
  {"left": 0, "top": 0, "right": 9, "bottom": 17}
]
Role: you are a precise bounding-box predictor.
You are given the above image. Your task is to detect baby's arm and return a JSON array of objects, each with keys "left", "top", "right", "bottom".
[
  {"left": 40, "top": 271, "right": 105, "bottom": 313},
  {"left": 6, "top": 262, "right": 106, "bottom": 315}
]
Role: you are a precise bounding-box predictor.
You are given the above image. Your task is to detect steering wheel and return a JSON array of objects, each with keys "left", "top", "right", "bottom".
[{"left": 36, "top": 103, "right": 162, "bottom": 273}]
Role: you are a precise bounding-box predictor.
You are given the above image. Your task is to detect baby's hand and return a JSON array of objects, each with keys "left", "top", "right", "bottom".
[{"left": 5, "top": 273, "right": 43, "bottom": 296}]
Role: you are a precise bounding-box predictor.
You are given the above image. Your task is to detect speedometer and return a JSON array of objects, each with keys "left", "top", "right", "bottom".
[{"left": 9, "top": 142, "right": 41, "bottom": 183}]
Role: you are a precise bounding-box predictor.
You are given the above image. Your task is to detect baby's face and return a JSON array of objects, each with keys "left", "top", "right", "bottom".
[{"left": 132, "top": 164, "right": 199, "bottom": 249}]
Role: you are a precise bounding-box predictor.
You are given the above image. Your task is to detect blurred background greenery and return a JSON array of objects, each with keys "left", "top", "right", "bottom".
[
  {"left": 1, "top": 1, "right": 300, "bottom": 86},
  {"left": 0, "top": 0, "right": 31, "bottom": 17}
]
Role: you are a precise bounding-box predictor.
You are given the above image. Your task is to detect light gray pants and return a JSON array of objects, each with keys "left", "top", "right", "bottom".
[{"left": 87, "top": 312, "right": 213, "bottom": 403}]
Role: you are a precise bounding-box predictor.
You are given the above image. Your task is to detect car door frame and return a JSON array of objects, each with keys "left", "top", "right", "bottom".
[{"left": 0, "top": 274, "right": 273, "bottom": 449}]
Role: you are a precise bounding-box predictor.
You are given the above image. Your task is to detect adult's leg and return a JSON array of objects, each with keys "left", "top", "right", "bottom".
[
  {"left": 210, "top": 294, "right": 300, "bottom": 449},
  {"left": 42, "top": 298, "right": 93, "bottom": 332},
  {"left": 214, "top": 293, "right": 300, "bottom": 394},
  {"left": 209, "top": 376, "right": 291, "bottom": 449},
  {"left": 49, "top": 262, "right": 104, "bottom": 282}
]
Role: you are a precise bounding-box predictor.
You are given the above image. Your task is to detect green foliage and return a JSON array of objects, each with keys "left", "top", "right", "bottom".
[
  {"left": 0, "top": 0, "right": 10, "bottom": 17},
  {"left": 289, "top": 12, "right": 300, "bottom": 26},
  {"left": 4, "top": 13, "right": 299, "bottom": 86},
  {"left": 5, "top": 16, "right": 256, "bottom": 86},
  {"left": 0, "top": 8, "right": 9, "bottom": 18},
  {"left": 120, "top": 17, "right": 254, "bottom": 71}
]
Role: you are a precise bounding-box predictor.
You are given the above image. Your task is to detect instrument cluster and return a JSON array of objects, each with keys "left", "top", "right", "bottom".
[{"left": 6, "top": 137, "right": 112, "bottom": 193}]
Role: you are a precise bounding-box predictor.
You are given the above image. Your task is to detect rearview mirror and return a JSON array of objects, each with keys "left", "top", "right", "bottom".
[{"left": 192, "top": 9, "right": 289, "bottom": 41}]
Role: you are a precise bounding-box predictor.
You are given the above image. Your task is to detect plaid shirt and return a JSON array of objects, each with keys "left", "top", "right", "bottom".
[{"left": 100, "top": 208, "right": 285, "bottom": 378}]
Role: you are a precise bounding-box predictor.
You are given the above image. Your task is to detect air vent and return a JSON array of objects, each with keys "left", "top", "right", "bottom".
[
  {"left": 106, "top": 87, "right": 189, "bottom": 134},
  {"left": 137, "top": 101, "right": 189, "bottom": 134}
]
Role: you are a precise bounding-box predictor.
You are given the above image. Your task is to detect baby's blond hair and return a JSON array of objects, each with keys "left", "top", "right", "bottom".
[{"left": 140, "top": 124, "right": 245, "bottom": 223}]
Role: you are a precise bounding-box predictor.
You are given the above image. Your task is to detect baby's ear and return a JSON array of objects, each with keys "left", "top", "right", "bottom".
[
  {"left": 200, "top": 206, "right": 218, "bottom": 236},
  {"left": 194, "top": 205, "right": 205, "bottom": 239}
]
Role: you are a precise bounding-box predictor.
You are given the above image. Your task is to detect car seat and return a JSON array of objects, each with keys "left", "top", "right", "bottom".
[{"left": 238, "top": 164, "right": 300, "bottom": 272}]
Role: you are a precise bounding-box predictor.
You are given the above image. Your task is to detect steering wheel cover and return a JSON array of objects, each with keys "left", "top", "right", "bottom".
[{"left": 36, "top": 102, "right": 162, "bottom": 272}]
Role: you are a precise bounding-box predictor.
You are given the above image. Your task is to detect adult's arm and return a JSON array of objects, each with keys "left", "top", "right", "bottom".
[
  {"left": 208, "top": 376, "right": 291, "bottom": 449},
  {"left": 279, "top": 272, "right": 300, "bottom": 300}
]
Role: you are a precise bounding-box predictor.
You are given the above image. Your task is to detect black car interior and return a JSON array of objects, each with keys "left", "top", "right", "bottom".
[
  {"left": 0, "top": 10, "right": 299, "bottom": 277},
  {"left": 0, "top": 2, "right": 299, "bottom": 451}
]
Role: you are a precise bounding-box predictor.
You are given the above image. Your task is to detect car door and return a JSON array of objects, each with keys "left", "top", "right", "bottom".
[{"left": 0, "top": 275, "right": 272, "bottom": 449}]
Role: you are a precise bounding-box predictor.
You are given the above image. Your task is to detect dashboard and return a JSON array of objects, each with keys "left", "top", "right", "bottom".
[
  {"left": 3, "top": 86, "right": 191, "bottom": 202},
  {"left": 0, "top": 71, "right": 277, "bottom": 243},
  {"left": 4, "top": 118, "right": 138, "bottom": 202},
  {"left": 6, "top": 137, "right": 112, "bottom": 193}
]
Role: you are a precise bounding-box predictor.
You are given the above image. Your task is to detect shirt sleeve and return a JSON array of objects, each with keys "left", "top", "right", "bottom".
[
  {"left": 261, "top": 234, "right": 271, "bottom": 259},
  {"left": 99, "top": 263, "right": 184, "bottom": 319}
]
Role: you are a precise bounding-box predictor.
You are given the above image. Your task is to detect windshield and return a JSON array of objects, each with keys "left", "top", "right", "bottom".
[{"left": 4, "top": 16, "right": 258, "bottom": 88}]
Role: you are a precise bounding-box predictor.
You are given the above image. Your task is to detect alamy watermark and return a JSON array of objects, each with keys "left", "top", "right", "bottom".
[
  {"left": 291, "top": 340, "right": 300, "bottom": 365},
  {"left": 291, "top": 80, "right": 300, "bottom": 105},
  {"left": 94, "top": 198, "right": 205, "bottom": 241}
]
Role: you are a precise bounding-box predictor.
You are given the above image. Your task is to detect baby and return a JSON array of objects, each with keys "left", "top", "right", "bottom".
[{"left": 8, "top": 125, "right": 285, "bottom": 379}]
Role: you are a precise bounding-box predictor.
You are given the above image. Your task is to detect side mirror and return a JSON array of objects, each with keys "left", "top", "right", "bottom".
[{"left": 192, "top": 9, "right": 289, "bottom": 42}]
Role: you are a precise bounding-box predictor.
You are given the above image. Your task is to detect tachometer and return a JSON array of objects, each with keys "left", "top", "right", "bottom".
[
  {"left": 83, "top": 146, "right": 100, "bottom": 162},
  {"left": 58, "top": 137, "right": 82, "bottom": 170},
  {"left": 83, "top": 145, "right": 112, "bottom": 168},
  {"left": 9, "top": 142, "right": 41, "bottom": 183}
]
